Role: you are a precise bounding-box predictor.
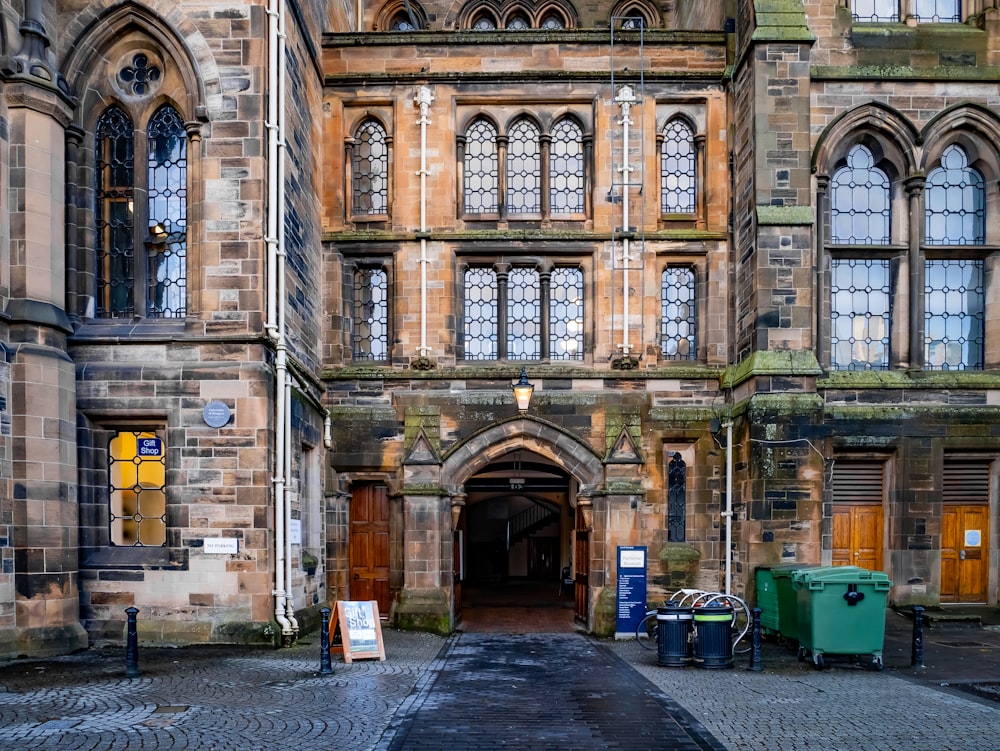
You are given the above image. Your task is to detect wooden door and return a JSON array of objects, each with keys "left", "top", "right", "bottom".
[
  {"left": 832, "top": 504, "right": 884, "bottom": 571},
  {"left": 574, "top": 506, "right": 589, "bottom": 623},
  {"left": 350, "top": 483, "right": 391, "bottom": 615},
  {"left": 941, "top": 505, "right": 990, "bottom": 603}
]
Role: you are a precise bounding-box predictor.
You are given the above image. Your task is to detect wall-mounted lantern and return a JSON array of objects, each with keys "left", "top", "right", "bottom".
[{"left": 511, "top": 367, "right": 534, "bottom": 413}]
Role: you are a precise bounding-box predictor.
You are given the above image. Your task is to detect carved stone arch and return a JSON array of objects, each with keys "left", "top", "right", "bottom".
[
  {"left": 812, "top": 102, "right": 919, "bottom": 180},
  {"left": 458, "top": 111, "right": 501, "bottom": 136},
  {"left": 610, "top": 0, "right": 661, "bottom": 29},
  {"left": 920, "top": 104, "right": 1000, "bottom": 179},
  {"left": 63, "top": 1, "right": 210, "bottom": 127},
  {"left": 373, "top": 0, "right": 429, "bottom": 30},
  {"left": 534, "top": 0, "right": 580, "bottom": 28},
  {"left": 501, "top": 3, "right": 533, "bottom": 27},
  {"left": 456, "top": 0, "right": 504, "bottom": 29},
  {"left": 441, "top": 418, "right": 604, "bottom": 497},
  {"left": 503, "top": 111, "right": 543, "bottom": 136},
  {"left": 659, "top": 111, "right": 699, "bottom": 137}
]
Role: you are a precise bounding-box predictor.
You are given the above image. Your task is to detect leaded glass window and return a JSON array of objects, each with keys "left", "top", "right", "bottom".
[
  {"left": 667, "top": 452, "right": 686, "bottom": 542},
  {"left": 925, "top": 259, "right": 984, "bottom": 370},
  {"left": 464, "top": 119, "right": 499, "bottom": 214},
  {"left": 472, "top": 14, "right": 497, "bottom": 29},
  {"left": 550, "top": 268, "right": 584, "bottom": 359},
  {"left": 352, "top": 120, "right": 389, "bottom": 216},
  {"left": 925, "top": 145, "right": 985, "bottom": 246},
  {"left": 146, "top": 105, "right": 187, "bottom": 318},
  {"left": 661, "top": 266, "right": 696, "bottom": 360},
  {"left": 463, "top": 264, "right": 585, "bottom": 361},
  {"left": 914, "top": 0, "right": 960, "bottom": 22},
  {"left": 852, "top": 0, "right": 899, "bottom": 21},
  {"left": 353, "top": 268, "right": 388, "bottom": 361},
  {"left": 831, "top": 259, "right": 891, "bottom": 370},
  {"left": 540, "top": 14, "right": 565, "bottom": 29},
  {"left": 550, "top": 118, "right": 584, "bottom": 214},
  {"left": 109, "top": 430, "right": 167, "bottom": 546},
  {"left": 507, "top": 119, "right": 541, "bottom": 214},
  {"left": 96, "top": 107, "right": 135, "bottom": 318},
  {"left": 506, "top": 14, "right": 529, "bottom": 29},
  {"left": 830, "top": 144, "right": 890, "bottom": 244},
  {"left": 464, "top": 267, "right": 498, "bottom": 360},
  {"left": 508, "top": 267, "right": 540, "bottom": 359},
  {"left": 661, "top": 119, "right": 695, "bottom": 214}
]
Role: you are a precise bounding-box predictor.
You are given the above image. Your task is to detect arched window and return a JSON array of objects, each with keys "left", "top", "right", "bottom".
[
  {"left": 667, "top": 452, "right": 686, "bottom": 542},
  {"left": 506, "top": 14, "right": 530, "bottom": 29},
  {"left": 925, "top": 145, "right": 985, "bottom": 246},
  {"left": 352, "top": 119, "right": 389, "bottom": 216},
  {"left": 464, "top": 119, "right": 499, "bottom": 214},
  {"left": 830, "top": 144, "right": 891, "bottom": 244},
  {"left": 539, "top": 13, "right": 565, "bottom": 29},
  {"left": 96, "top": 102, "right": 187, "bottom": 319},
  {"left": 506, "top": 119, "right": 541, "bottom": 214},
  {"left": 472, "top": 13, "right": 498, "bottom": 29},
  {"left": 550, "top": 118, "right": 584, "bottom": 215},
  {"left": 660, "top": 118, "right": 695, "bottom": 214}
]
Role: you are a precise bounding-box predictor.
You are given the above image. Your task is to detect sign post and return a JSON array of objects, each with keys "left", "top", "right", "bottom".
[
  {"left": 615, "top": 545, "right": 647, "bottom": 639},
  {"left": 330, "top": 601, "right": 386, "bottom": 663}
]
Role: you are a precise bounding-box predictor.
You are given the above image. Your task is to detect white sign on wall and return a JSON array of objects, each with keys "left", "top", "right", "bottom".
[
  {"left": 289, "top": 519, "right": 302, "bottom": 545},
  {"left": 204, "top": 537, "right": 239, "bottom": 555}
]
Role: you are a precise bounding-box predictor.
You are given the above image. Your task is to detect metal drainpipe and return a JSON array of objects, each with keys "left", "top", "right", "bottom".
[
  {"left": 415, "top": 86, "right": 433, "bottom": 357},
  {"left": 266, "top": 0, "right": 292, "bottom": 638},
  {"left": 616, "top": 85, "right": 636, "bottom": 357},
  {"left": 723, "top": 420, "right": 733, "bottom": 595}
]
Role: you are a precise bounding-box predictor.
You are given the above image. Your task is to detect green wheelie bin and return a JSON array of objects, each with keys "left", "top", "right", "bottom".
[
  {"left": 756, "top": 564, "right": 819, "bottom": 643},
  {"left": 793, "top": 566, "right": 892, "bottom": 670}
]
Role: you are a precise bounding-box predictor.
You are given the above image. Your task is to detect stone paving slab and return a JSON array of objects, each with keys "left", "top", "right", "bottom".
[{"left": 378, "top": 632, "right": 726, "bottom": 751}]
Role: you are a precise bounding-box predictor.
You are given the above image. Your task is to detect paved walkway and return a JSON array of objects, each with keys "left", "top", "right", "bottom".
[{"left": 0, "top": 609, "right": 998, "bottom": 751}]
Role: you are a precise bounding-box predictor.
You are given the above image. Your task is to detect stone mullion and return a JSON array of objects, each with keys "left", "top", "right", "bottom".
[
  {"left": 905, "top": 176, "right": 925, "bottom": 370},
  {"left": 495, "top": 262, "right": 511, "bottom": 360},
  {"left": 815, "top": 175, "right": 830, "bottom": 370}
]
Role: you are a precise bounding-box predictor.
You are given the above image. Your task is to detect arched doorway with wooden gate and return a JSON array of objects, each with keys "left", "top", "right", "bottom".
[{"left": 440, "top": 418, "right": 604, "bottom": 633}]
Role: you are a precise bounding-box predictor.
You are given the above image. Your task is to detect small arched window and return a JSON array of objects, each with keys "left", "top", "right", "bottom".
[
  {"left": 352, "top": 120, "right": 389, "bottom": 216},
  {"left": 464, "top": 119, "right": 499, "bottom": 214},
  {"left": 660, "top": 118, "right": 696, "bottom": 214},
  {"left": 507, "top": 119, "right": 541, "bottom": 214},
  {"left": 925, "top": 144, "right": 985, "bottom": 246},
  {"left": 550, "top": 118, "right": 584, "bottom": 215},
  {"left": 830, "top": 144, "right": 890, "bottom": 245}
]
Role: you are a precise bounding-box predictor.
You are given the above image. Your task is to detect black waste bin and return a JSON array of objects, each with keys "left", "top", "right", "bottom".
[
  {"left": 693, "top": 601, "right": 734, "bottom": 669},
  {"left": 656, "top": 602, "right": 693, "bottom": 667}
]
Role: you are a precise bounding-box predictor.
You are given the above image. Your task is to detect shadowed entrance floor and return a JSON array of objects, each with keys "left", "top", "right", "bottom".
[{"left": 458, "top": 579, "right": 581, "bottom": 633}]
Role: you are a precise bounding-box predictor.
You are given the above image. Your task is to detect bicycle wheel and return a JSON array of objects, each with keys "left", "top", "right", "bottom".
[{"left": 635, "top": 610, "right": 658, "bottom": 650}]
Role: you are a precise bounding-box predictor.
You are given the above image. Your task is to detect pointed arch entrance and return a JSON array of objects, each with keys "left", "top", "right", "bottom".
[{"left": 440, "top": 419, "right": 603, "bottom": 632}]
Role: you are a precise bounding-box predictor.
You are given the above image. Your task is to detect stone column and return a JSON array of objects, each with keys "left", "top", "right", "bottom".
[
  {"left": 0, "top": 8, "right": 87, "bottom": 657},
  {"left": 395, "top": 493, "right": 452, "bottom": 634}
]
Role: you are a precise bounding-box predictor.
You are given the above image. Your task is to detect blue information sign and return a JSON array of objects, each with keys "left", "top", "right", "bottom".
[
  {"left": 137, "top": 437, "right": 162, "bottom": 457},
  {"left": 615, "top": 546, "right": 647, "bottom": 638}
]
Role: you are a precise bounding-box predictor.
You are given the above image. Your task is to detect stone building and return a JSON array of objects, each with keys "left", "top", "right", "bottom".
[{"left": 0, "top": 0, "right": 998, "bottom": 657}]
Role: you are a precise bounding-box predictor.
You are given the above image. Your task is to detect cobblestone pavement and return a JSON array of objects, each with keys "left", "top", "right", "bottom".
[{"left": 0, "top": 614, "right": 999, "bottom": 751}]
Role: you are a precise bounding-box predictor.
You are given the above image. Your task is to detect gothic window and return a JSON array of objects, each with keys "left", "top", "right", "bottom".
[
  {"left": 109, "top": 429, "right": 167, "bottom": 546},
  {"left": 96, "top": 103, "right": 187, "bottom": 319},
  {"left": 667, "top": 452, "right": 686, "bottom": 542},
  {"left": 462, "top": 262, "right": 584, "bottom": 361},
  {"left": 507, "top": 119, "right": 541, "bottom": 215},
  {"left": 851, "top": 0, "right": 900, "bottom": 21},
  {"left": 539, "top": 13, "right": 565, "bottom": 28},
  {"left": 660, "top": 118, "right": 695, "bottom": 214},
  {"left": 352, "top": 120, "right": 389, "bottom": 216},
  {"left": 831, "top": 259, "right": 891, "bottom": 370},
  {"left": 830, "top": 144, "right": 890, "bottom": 245},
  {"left": 352, "top": 267, "right": 389, "bottom": 361},
  {"left": 461, "top": 113, "right": 590, "bottom": 221},
  {"left": 464, "top": 119, "right": 499, "bottom": 214},
  {"left": 506, "top": 14, "right": 530, "bottom": 29},
  {"left": 661, "top": 266, "right": 696, "bottom": 361},
  {"left": 925, "top": 145, "right": 985, "bottom": 246},
  {"left": 550, "top": 118, "right": 585, "bottom": 215},
  {"left": 472, "top": 13, "right": 498, "bottom": 29}
]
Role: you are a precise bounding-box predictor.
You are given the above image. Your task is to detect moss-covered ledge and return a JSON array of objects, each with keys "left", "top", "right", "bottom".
[
  {"left": 819, "top": 369, "right": 1000, "bottom": 389},
  {"left": 722, "top": 351, "right": 823, "bottom": 390}
]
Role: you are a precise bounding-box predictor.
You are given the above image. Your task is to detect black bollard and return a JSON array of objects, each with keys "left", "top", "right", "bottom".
[
  {"left": 911, "top": 605, "right": 925, "bottom": 668},
  {"left": 125, "top": 606, "right": 140, "bottom": 678},
  {"left": 748, "top": 607, "right": 763, "bottom": 672},
  {"left": 319, "top": 607, "right": 333, "bottom": 674}
]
